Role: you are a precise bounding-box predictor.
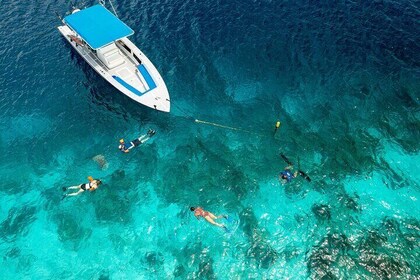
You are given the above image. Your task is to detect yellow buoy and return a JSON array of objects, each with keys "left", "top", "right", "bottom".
[{"left": 275, "top": 121, "right": 281, "bottom": 129}]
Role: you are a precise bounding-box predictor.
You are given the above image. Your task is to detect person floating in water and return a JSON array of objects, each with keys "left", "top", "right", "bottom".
[
  {"left": 62, "top": 176, "right": 102, "bottom": 199},
  {"left": 119, "top": 129, "right": 156, "bottom": 153},
  {"left": 279, "top": 165, "right": 299, "bottom": 183},
  {"left": 279, "top": 154, "right": 312, "bottom": 183},
  {"left": 190, "top": 207, "right": 227, "bottom": 229}
]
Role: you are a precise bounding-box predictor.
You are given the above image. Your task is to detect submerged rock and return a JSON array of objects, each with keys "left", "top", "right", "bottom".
[
  {"left": 144, "top": 251, "right": 164, "bottom": 267},
  {"left": 98, "top": 270, "right": 110, "bottom": 280},
  {"left": 311, "top": 204, "right": 331, "bottom": 221},
  {"left": 111, "top": 169, "right": 125, "bottom": 180},
  {"left": 328, "top": 233, "right": 352, "bottom": 252},
  {"left": 337, "top": 192, "right": 360, "bottom": 212},
  {"left": 0, "top": 206, "right": 37, "bottom": 242},
  {"left": 239, "top": 207, "right": 278, "bottom": 269},
  {"left": 308, "top": 233, "right": 353, "bottom": 279},
  {"left": 395, "top": 86, "right": 416, "bottom": 108},
  {"left": 3, "top": 247, "right": 21, "bottom": 260},
  {"left": 173, "top": 264, "right": 186, "bottom": 278},
  {"left": 360, "top": 85, "right": 370, "bottom": 96},
  {"left": 94, "top": 193, "right": 132, "bottom": 223},
  {"left": 358, "top": 252, "right": 408, "bottom": 279},
  {"left": 197, "top": 256, "right": 216, "bottom": 280},
  {"left": 92, "top": 154, "right": 108, "bottom": 170},
  {"left": 380, "top": 217, "right": 401, "bottom": 234},
  {"left": 359, "top": 229, "right": 387, "bottom": 251},
  {"left": 55, "top": 213, "right": 92, "bottom": 248},
  {"left": 294, "top": 214, "right": 306, "bottom": 224},
  {"left": 282, "top": 246, "right": 300, "bottom": 262}
]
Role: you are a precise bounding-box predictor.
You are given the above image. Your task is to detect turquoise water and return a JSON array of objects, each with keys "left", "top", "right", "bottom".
[{"left": 1, "top": 0, "right": 419, "bottom": 278}]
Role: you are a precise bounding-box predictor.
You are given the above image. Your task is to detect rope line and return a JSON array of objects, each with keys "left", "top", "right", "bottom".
[
  {"left": 172, "top": 103, "right": 195, "bottom": 120},
  {"left": 172, "top": 102, "right": 263, "bottom": 136},
  {"left": 194, "top": 119, "right": 254, "bottom": 134},
  {"left": 108, "top": 0, "right": 119, "bottom": 17}
]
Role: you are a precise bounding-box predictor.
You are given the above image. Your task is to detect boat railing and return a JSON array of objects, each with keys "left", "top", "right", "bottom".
[
  {"left": 116, "top": 40, "right": 142, "bottom": 65},
  {"left": 85, "top": 48, "right": 108, "bottom": 70},
  {"left": 120, "top": 41, "right": 131, "bottom": 53},
  {"left": 133, "top": 54, "right": 142, "bottom": 65}
]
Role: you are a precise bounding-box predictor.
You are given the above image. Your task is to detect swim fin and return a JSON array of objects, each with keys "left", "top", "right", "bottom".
[
  {"left": 222, "top": 225, "right": 230, "bottom": 233},
  {"left": 299, "top": 170, "right": 311, "bottom": 182},
  {"left": 282, "top": 154, "right": 311, "bottom": 182},
  {"left": 224, "top": 215, "right": 233, "bottom": 223},
  {"left": 147, "top": 129, "right": 156, "bottom": 137},
  {"left": 280, "top": 154, "right": 293, "bottom": 166}
]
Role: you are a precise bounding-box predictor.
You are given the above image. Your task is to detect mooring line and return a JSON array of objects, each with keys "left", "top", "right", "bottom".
[
  {"left": 194, "top": 119, "right": 250, "bottom": 132},
  {"left": 172, "top": 102, "right": 268, "bottom": 136}
]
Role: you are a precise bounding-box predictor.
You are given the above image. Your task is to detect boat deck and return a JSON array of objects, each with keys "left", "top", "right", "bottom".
[{"left": 85, "top": 42, "right": 148, "bottom": 94}]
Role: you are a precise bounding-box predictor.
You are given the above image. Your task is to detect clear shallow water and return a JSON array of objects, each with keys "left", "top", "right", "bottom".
[{"left": 0, "top": 0, "right": 419, "bottom": 279}]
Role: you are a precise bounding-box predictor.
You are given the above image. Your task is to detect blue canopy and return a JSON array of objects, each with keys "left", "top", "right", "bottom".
[{"left": 64, "top": 5, "right": 134, "bottom": 50}]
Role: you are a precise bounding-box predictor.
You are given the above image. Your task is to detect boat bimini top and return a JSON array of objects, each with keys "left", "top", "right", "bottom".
[{"left": 63, "top": 4, "right": 134, "bottom": 50}]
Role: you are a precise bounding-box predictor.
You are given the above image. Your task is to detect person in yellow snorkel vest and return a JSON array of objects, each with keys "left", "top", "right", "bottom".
[{"left": 62, "top": 176, "right": 102, "bottom": 199}]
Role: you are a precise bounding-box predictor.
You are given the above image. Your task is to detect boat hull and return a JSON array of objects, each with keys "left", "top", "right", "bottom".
[{"left": 58, "top": 25, "right": 170, "bottom": 112}]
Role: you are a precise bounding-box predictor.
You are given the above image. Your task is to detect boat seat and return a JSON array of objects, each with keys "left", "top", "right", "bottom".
[{"left": 97, "top": 43, "right": 125, "bottom": 69}]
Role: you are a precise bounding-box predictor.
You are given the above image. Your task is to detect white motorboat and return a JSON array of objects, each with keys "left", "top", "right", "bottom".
[{"left": 58, "top": 4, "right": 170, "bottom": 112}]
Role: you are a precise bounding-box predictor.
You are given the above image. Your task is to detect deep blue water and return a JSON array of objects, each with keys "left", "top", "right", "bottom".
[{"left": 0, "top": 0, "right": 419, "bottom": 278}]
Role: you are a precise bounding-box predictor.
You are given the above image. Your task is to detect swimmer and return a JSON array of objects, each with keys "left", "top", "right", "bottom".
[
  {"left": 279, "top": 165, "right": 299, "bottom": 183},
  {"left": 119, "top": 129, "right": 156, "bottom": 153},
  {"left": 62, "top": 176, "right": 102, "bottom": 199},
  {"left": 279, "top": 154, "right": 311, "bottom": 183},
  {"left": 190, "top": 206, "right": 227, "bottom": 229}
]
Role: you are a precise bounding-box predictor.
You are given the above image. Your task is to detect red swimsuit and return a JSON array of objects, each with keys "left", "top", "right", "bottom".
[{"left": 195, "top": 208, "right": 210, "bottom": 218}]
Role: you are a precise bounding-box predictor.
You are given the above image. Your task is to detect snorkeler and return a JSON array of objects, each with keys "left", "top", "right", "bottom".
[
  {"left": 119, "top": 129, "right": 156, "bottom": 153},
  {"left": 190, "top": 207, "right": 227, "bottom": 229},
  {"left": 279, "top": 165, "right": 299, "bottom": 183},
  {"left": 62, "top": 176, "right": 102, "bottom": 199},
  {"left": 279, "top": 154, "right": 311, "bottom": 183}
]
